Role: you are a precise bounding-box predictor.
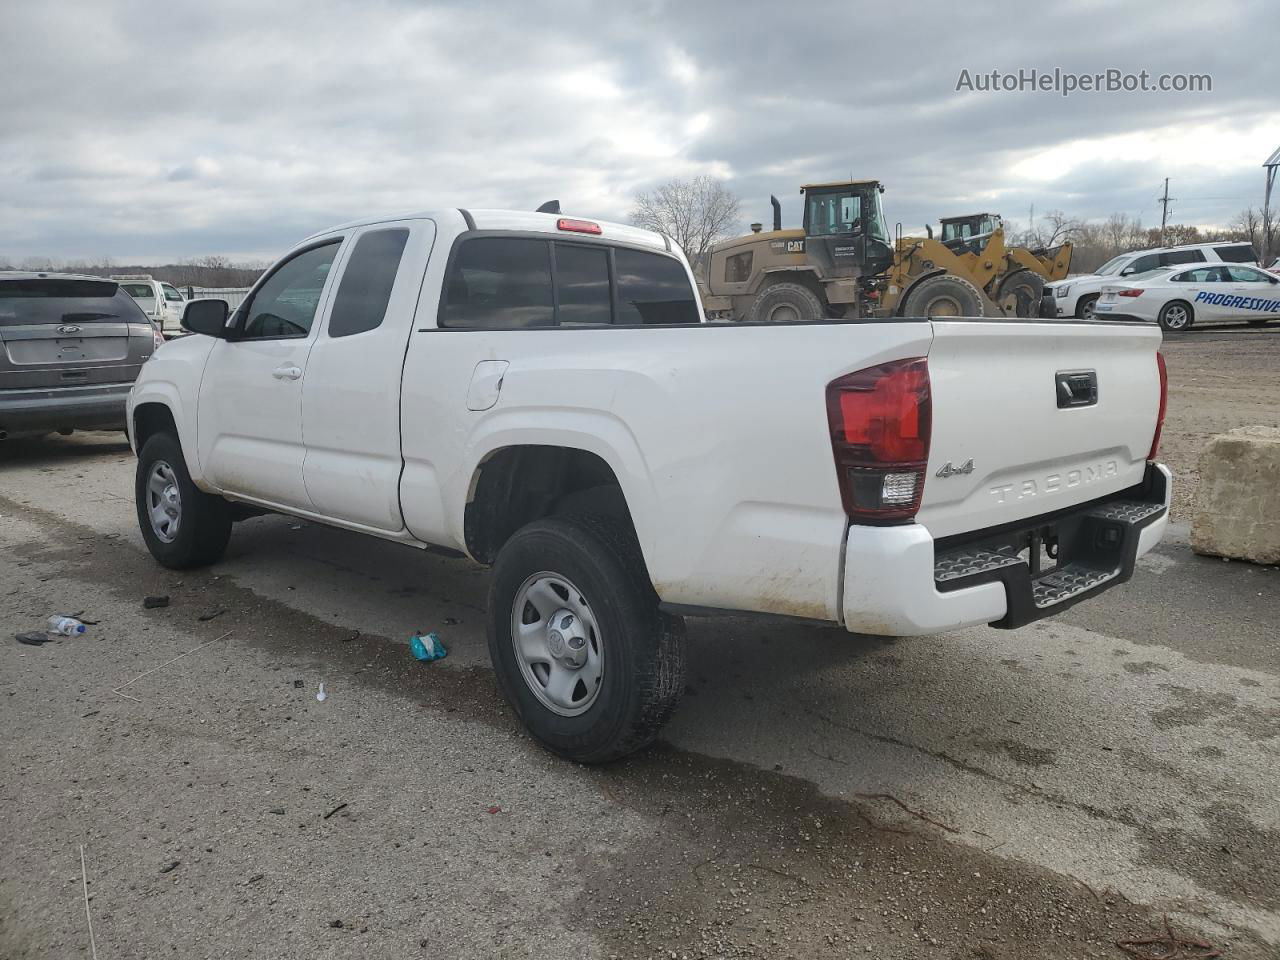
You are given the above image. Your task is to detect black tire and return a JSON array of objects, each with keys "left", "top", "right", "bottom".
[
  {"left": 900, "top": 274, "right": 985, "bottom": 318},
  {"left": 135, "top": 432, "right": 232, "bottom": 569},
  {"left": 748, "top": 281, "right": 824, "bottom": 323},
  {"left": 995, "top": 269, "right": 1045, "bottom": 318},
  {"left": 1158, "top": 300, "right": 1194, "bottom": 332},
  {"left": 1075, "top": 293, "right": 1100, "bottom": 320},
  {"left": 487, "top": 514, "right": 685, "bottom": 763}
]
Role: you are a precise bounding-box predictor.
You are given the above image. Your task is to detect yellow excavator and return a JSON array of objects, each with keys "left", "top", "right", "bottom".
[{"left": 699, "top": 183, "right": 1072, "bottom": 321}]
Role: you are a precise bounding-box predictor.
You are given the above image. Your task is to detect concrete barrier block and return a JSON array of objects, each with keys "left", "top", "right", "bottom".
[{"left": 1191, "top": 426, "right": 1280, "bottom": 565}]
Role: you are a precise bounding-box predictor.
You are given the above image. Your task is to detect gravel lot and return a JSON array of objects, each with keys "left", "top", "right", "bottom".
[{"left": 1, "top": 325, "right": 1277, "bottom": 959}]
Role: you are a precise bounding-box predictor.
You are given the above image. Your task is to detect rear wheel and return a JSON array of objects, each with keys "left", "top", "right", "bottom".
[
  {"left": 900, "top": 274, "right": 984, "bottom": 318},
  {"left": 1158, "top": 300, "right": 1194, "bottom": 332},
  {"left": 1076, "top": 293, "right": 1100, "bottom": 320},
  {"left": 995, "top": 269, "right": 1044, "bottom": 318},
  {"left": 135, "top": 432, "right": 232, "bottom": 569},
  {"left": 487, "top": 515, "right": 685, "bottom": 763},
  {"left": 748, "top": 281, "right": 824, "bottom": 323}
]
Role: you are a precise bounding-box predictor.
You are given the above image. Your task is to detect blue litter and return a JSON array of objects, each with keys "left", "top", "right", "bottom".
[{"left": 410, "top": 632, "right": 448, "bottom": 662}]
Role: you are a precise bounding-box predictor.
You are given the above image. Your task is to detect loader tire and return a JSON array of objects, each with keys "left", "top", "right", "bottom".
[
  {"left": 995, "top": 269, "right": 1045, "bottom": 318},
  {"left": 748, "top": 281, "right": 824, "bottom": 323},
  {"left": 900, "top": 274, "right": 985, "bottom": 318}
]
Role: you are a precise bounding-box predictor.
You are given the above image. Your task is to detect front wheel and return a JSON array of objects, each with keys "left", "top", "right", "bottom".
[
  {"left": 1158, "top": 300, "right": 1194, "bottom": 332},
  {"left": 487, "top": 515, "right": 685, "bottom": 763},
  {"left": 135, "top": 432, "right": 232, "bottom": 569}
]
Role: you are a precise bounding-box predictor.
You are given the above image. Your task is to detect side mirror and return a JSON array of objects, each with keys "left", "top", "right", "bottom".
[
  {"left": 182, "top": 298, "right": 231, "bottom": 337},
  {"left": 1120, "top": 267, "right": 1135, "bottom": 276}
]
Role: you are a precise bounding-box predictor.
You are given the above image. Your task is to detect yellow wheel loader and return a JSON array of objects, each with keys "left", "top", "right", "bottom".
[
  {"left": 700, "top": 184, "right": 1072, "bottom": 321},
  {"left": 935, "top": 212, "right": 1073, "bottom": 316}
]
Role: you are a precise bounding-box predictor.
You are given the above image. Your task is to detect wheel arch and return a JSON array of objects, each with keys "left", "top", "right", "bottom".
[
  {"left": 460, "top": 434, "right": 655, "bottom": 576},
  {"left": 129, "top": 386, "right": 207, "bottom": 487}
]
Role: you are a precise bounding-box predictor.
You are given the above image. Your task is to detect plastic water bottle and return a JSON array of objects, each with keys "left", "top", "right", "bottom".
[{"left": 47, "top": 616, "right": 86, "bottom": 636}]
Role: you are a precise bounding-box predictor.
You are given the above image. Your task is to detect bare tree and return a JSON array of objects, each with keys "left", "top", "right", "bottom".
[
  {"left": 630, "top": 176, "right": 741, "bottom": 272},
  {"left": 1020, "top": 209, "right": 1081, "bottom": 249}
]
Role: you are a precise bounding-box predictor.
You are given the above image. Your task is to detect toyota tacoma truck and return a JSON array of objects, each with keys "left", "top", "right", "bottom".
[{"left": 127, "top": 208, "right": 1171, "bottom": 762}]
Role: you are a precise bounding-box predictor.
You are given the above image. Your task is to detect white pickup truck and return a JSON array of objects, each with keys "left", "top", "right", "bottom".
[
  {"left": 128, "top": 208, "right": 1171, "bottom": 762},
  {"left": 113, "top": 275, "right": 188, "bottom": 338}
]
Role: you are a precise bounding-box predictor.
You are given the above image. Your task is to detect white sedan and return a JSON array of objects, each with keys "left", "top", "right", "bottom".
[{"left": 1096, "top": 263, "right": 1280, "bottom": 331}]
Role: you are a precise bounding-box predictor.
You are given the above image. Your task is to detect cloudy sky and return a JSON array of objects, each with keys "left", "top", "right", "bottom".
[{"left": 2, "top": 0, "right": 1277, "bottom": 264}]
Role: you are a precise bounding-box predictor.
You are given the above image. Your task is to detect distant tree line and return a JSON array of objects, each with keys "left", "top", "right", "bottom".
[
  {"left": 1006, "top": 208, "right": 1277, "bottom": 273},
  {"left": 0, "top": 254, "right": 266, "bottom": 289}
]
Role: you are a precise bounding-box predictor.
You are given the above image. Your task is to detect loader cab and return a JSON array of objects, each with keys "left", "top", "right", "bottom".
[
  {"left": 940, "top": 213, "right": 1003, "bottom": 255},
  {"left": 800, "top": 180, "right": 892, "bottom": 278}
]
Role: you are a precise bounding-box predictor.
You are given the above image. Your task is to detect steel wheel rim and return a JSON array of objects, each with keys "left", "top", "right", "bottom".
[
  {"left": 146, "top": 460, "right": 182, "bottom": 543},
  {"left": 1165, "top": 305, "right": 1189, "bottom": 329},
  {"left": 510, "top": 571, "right": 603, "bottom": 717}
]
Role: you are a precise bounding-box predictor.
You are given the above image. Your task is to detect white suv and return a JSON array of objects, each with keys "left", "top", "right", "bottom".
[{"left": 1043, "top": 241, "right": 1257, "bottom": 319}]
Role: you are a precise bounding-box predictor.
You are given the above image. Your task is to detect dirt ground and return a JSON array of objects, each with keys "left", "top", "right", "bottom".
[
  {"left": 1, "top": 324, "right": 1277, "bottom": 959},
  {"left": 1158, "top": 324, "right": 1280, "bottom": 519}
]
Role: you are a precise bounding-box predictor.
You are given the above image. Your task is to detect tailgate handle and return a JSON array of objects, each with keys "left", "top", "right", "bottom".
[{"left": 1056, "top": 370, "right": 1097, "bottom": 408}]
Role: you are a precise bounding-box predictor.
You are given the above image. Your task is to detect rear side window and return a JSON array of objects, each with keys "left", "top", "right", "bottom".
[
  {"left": 615, "top": 248, "right": 699, "bottom": 325},
  {"left": 1214, "top": 244, "right": 1256, "bottom": 263},
  {"left": 441, "top": 237, "right": 553, "bottom": 329},
  {"left": 120, "top": 282, "right": 155, "bottom": 300},
  {"left": 0, "top": 279, "right": 148, "bottom": 327},
  {"left": 328, "top": 228, "right": 410, "bottom": 337},
  {"left": 1160, "top": 249, "right": 1205, "bottom": 265},
  {"left": 554, "top": 243, "right": 612, "bottom": 325}
]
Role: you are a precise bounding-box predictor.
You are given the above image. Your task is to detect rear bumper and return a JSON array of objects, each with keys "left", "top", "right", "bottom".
[
  {"left": 842, "top": 463, "right": 1171, "bottom": 635},
  {"left": 0, "top": 382, "right": 132, "bottom": 435}
]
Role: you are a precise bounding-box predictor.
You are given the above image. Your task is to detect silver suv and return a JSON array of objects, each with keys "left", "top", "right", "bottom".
[{"left": 0, "top": 273, "right": 161, "bottom": 440}]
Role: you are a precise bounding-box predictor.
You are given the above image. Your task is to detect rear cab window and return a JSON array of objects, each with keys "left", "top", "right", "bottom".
[
  {"left": 439, "top": 235, "right": 698, "bottom": 329},
  {"left": 119, "top": 282, "right": 156, "bottom": 302},
  {"left": 0, "top": 278, "right": 149, "bottom": 327}
]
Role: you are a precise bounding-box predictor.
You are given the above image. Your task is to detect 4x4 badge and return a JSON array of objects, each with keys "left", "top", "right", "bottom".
[{"left": 936, "top": 458, "right": 975, "bottom": 479}]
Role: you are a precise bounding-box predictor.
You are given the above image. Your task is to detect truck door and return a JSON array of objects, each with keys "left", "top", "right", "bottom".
[
  {"left": 300, "top": 218, "right": 435, "bottom": 531},
  {"left": 196, "top": 239, "right": 343, "bottom": 511}
]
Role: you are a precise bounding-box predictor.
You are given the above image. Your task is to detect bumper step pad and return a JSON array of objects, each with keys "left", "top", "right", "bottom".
[
  {"left": 1030, "top": 563, "right": 1117, "bottom": 608},
  {"left": 934, "top": 546, "right": 1024, "bottom": 584}
]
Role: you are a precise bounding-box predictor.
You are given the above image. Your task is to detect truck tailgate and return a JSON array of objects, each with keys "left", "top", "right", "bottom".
[{"left": 919, "top": 320, "right": 1162, "bottom": 539}]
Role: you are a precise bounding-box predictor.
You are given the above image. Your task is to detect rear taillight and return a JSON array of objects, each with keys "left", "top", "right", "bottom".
[
  {"left": 826, "top": 358, "right": 932, "bottom": 524},
  {"left": 1117, "top": 289, "right": 1144, "bottom": 298},
  {"left": 1148, "top": 351, "right": 1167, "bottom": 459}
]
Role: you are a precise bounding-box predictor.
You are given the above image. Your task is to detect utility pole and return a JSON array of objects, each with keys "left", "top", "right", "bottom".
[
  {"left": 1157, "top": 178, "right": 1174, "bottom": 246},
  {"left": 1263, "top": 147, "right": 1280, "bottom": 267}
]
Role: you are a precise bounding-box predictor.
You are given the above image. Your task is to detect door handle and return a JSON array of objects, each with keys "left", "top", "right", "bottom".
[{"left": 272, "top": 364, "right": 302, "bottom": 381}]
